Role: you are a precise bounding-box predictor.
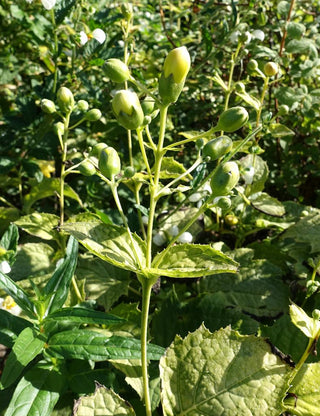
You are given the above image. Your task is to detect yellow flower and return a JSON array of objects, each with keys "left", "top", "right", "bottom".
[{"left": 37, "top": 160, "right": 55, "bottom": 178}]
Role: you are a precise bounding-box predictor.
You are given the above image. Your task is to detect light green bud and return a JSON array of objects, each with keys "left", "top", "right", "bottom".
[
  {"left": 53, "top": 122, "right": 65, "bottom": 136},
  {"left": 277, "top": 104, "right": 289, "bottom": 116},
  {"left": 247, "top": 59, "right": 258, "bottom": 72},
  {"left": 77, "top": 100, "right": 89, "bottom": 112},
  {"left": 121, "top": 3, "right": 133, "bottom": 19},
  {"left": 264, "top": 61, "right": 278, "bottom": 77},
  {"left": 112, "top": 90, "right": 144, "bottom": 130},
  {"left": 56, "top": 87, "right": 74, "bottom": 113},
  {"left": 216, "top": 106, "right": 249, "bottom": 132},
  {"left": 104, "top": 59, "right": 130, "bottom": 83},
  {"left": 79, "top": 160, "right": 96, "bottom": 176},
  {"left": 210, "top": 161, "right": 240, "bottom": 197},
  {"left": 41, "top": 99, "right": 56, "bottom": 114},
  {"left": 85, "top": 109, "right": 102, "bottom": 121},
  {"left": 99, "top": 147, "right": 121, "bottom": 179}
]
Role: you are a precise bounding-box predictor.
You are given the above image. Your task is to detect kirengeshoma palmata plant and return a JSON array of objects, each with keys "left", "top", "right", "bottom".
[{"left": 62, "top": 44, "right": 266, "bottom": 416}]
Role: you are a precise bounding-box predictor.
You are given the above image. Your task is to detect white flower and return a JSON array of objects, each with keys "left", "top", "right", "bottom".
[
  {"left": 79, "top": 31, "right": 88, "bottom": 45},
  {"left": 0, "top": 296, "right": 22, "bottom": 316},
  {"left": 252, "top": 29, "right": 265, "bottom": 42},
  {"left": 168, "top": 225, "right": 179, "bottom": 237},
  {"left": 177, "top": 232, "right": 193, "bottom": 244},
  {"left": 153, "top": 231, "right": 167, "bottom": 246},
  {"left": 92, "top": 28, "right": 106, "bottom": 44},
  {"left": 242, "top": 166, "right": 255, "bottom": 185},
  {"left": 41, "top": 0, "right": 56, "bottom": 10},
  {"left": 244, "top": 31, "right": 252, "bottom": 45},
  {"left": 0, "top": 261, "right": 11, "bottom": 274},
  {"left": 230, "top": 30, "right": 240, "bottom": 44}
]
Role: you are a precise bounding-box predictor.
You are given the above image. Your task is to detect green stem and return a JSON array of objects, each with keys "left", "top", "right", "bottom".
[
  {"left": 59, "top": 112, "right": 71, "bottom": 226},
  {"left": 129, "top": 75, "right": 161, "bottom": 105},
  {"left": 71, "top": 275, "right": 83, "bottom": 302},
  {"left": 137, "top": 129, "right": 153, "bottom": 180},
  {"left": 50, "top": 9, "right": 59, "bottom": 95},
  {"left": 139, "top": 276, "right": 154, "bottom": 416},
  {"left": 256, "top": 76, "right": 270, "bottom": 130},
  {"left": 224, "top": 42, "right": 242, "bottom": 111},
  {"left": 165, "top": 127, "right": 215, "bottom": 150},
  {"left": 311, "top": 257, "right": 320, "bottom": 283}
]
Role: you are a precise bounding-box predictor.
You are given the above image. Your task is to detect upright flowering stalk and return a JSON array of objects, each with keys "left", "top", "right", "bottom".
[{"left": 158, "top": 46, "right": 191, "bottom": 105}]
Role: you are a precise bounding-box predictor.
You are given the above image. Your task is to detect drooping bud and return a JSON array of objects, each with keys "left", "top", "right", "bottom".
[
  {"left": 210, "top": 161, "right": 240, "bottom": 197},
  {"left": 263, "top": 61, "right": 278, "bottom": 77},
  {"left": 216, "top": 106, "right": 249, "bottom": 133},
  {"left": 85, "top": 109, "right": 102, "bottom": 121},
  {"left": 99, "top": 147, "right": 121, "bottom": 180},
  {"left": 158, "top": 46, "right": 191, "bottom": 105},
  {"left": 56, "top": 87, "right": 74, "bottom": 113},
  {"left": 112, "top": 90, "right": 144, "bottom": 130},
  {"left": 104, "top": 59, "right": 130, "bottom": 83},
  {"left": 41, "top": 99, "right": 56, "bottom": 114}
]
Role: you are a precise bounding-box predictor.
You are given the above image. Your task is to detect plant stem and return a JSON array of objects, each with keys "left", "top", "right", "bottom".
[
  {"left": 59, "top": 112, "right": 71, "bottom": 226},
  {"left": 139, "top": 276, "right": 154, "bottom": 416},
  {"left": 50, "top": 9, "right": 59, "bottom": 95}
]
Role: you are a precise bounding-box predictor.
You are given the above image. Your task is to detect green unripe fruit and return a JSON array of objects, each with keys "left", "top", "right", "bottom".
[
  {"left": 77, "top": 100, "right": 89, "bottom": 112},
  {"left": 56, "top": 87, "right": 74, "bottom": 113},
  {"left": 41, "top": 99, "right": 56, "bottom": 114},
  {"left": 99, "top": 147, "right": 121, "bottom": 179},
  {"left": 124, "top": 166, "right": 135, "bottom": 178},
  {"left": 247, "top": 59, "right": 258, "bottom": 72},
  {"left": 112, "top": 90, "right": 144, "bottom": 130},
  {"left": 79, "top": 160, "right": 96, "bottom": 176},
  {"left": 85, "top": 109, "right": 102, "bottom": 121},
  {"left": 210, "top": 161, "right": 240, "bottom": 196},
  {"left": 203, "top": 136, "right": 232, "bottom": 161},
  {"left": 216, "top": 106, "right": 249, "bottom": 132},
  {"left": 104, "top": 59, "right": 130, "bottom": 83},
  {"left": 264, "top": 61, "right": 278, "bottom": 77},
  {"left": 278, "top": 104, "right": 289, "bottom": 116},
  {"left": 159, "top": 46, "right": 191, "bottom": 105}
]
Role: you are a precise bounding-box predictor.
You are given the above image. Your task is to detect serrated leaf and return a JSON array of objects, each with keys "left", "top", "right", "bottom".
[
  {"left": 281, "top": 213, "right": 320, "bottom": 253},
  {"left": 73, "top": 384, "right": 136, "bottom": 416},
  {"left": 0, "top": 309, "right": 32, "bottom": 347},
  {"left": 43, "top": 236, "right": 78, "bottom": 315},
  {"left": 268, "top": 123, "right": 295, "bottom": 137},
  {"left": 23, "top": 178, "right": 82, "bottom": 214},
  {"left": 0, "top": 272, "right": 36, "bottom": 319},
  {"left": 158, "top": 157, "right": 191, "bottom": 180},
  {"left": 160, "top": 325, "right": 292, "bottom": 416},
  {"left": 4, "top": 361, "right": 65, "bottom": 416},
  {"left": 1, "top": 327, "right": 46, "bottom": 389},
  {"left": 15, "top": 213, "right": 61, "bottom": 241},
  {"left": 62, "top": 221, "right": 146, "bottom": 272},
  {"left": 151, "top": 244, "right": 238, "bottom": 278},
  {"left": 284, "top": 363, "right": 320, "bottom": 416},
  {"left": 250, "top": 192, "right": 286, "bottom": 217},
  {"left": 44, "top": 306, "right": 125, "bottom": 326},
  {"left": 47, "top": 330, "right": 165, "bottom": 361}
]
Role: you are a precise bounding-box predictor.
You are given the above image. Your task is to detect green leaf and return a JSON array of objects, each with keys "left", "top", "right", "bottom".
[
  {"left": 62, "top": 221, "right": 146, "bottom": 273},
  {"left": 0, "top": 309, "right": 32, "bottom": 347},
  {"left": 268, "top": 123, "right": 295, "bottom": 137},
  {"left": 77, "top": 254, "right": 130, "bottom": 311},
  {"left": 23, "top": 178, "right": 82, "bottom": 214},
  {"left": 0, "top": 207, "right": 20, "bottom": 235},
  {"left": 289, "top": 303, "right": 319, "bottom": 339},
  {"left": 160, "top": 325, "right": 292, "bottom": 416},
  {"left": 0, "top": 224, "right": 19, "bottom": 252},
  {"left": 284, "top": 363, "right": 320, "bottom": 416},
  {"left": 286, "top": 39, "right": 318, "bottom": 59},
  {"left": 281, "top": 213, "right": 320, "bottom": 253},
  {"left": 235, "top": 91, "right": 260, "bottom": 111},
  {"left": 4, "top": 361, "right": 65, "bottom": 416},
  {"left": 43, "top": 236, "right": 78, "bottom": 315},
  {"left": 250, "top": 192, "right": 286, "bottom": 217},
  {"left": 73, "top": 383, "right": 136, "bottom": 416},
  {"left": 287, "top": 22, "right": 306, "bottom": 40},
  {"left": 200, "top": 248, "right": 289, "bottom": 317},
  {"left": 158, "top": 157, "right": 191, "bottom": 180},
  {"left": 151, "top": 244, "right": 238, "bottom": 278},
  {"left": 240, "top": 154, "right": 269, "bottom": 196},
  {"left": 46, "top": 330, "right": 165, "bottom": 361},
  {"left": 15, "top": 213, "right": 61, "bottom": 242},
  {"left": 44, "top": 306, "right": 125, "bottom": 326},
  {"left": 1, "top": 328, "right": 46, "bottom": 389},
  {"left": 54, "top": 0, "right": 77, "bottom": 24},
  {"left": 0, "top": 272, "right": 36, "bottom": 319}
]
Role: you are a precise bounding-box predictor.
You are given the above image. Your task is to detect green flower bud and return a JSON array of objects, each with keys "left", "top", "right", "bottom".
[
  {"left": 121, "top": 3, "right": 133, "bottom": 19},
  {"left": 235, "top": 82, "right": 246, "bottom": 93},
  {"left": 85, "top": 108, "right": 102, "bottom": 121},
  {"left": 277, "top": 104, "right": 289, "bottom": 116},
  {"left": 203, "top": 136, "right": 232, "bottom": 161},
  {"left": 159, "top": 46, "right": 191, "bottom": 105},
  {"left": 56, "top": 87, "right": 74, "bottom": 113},
  {"left": 77, "top": 100, "right": 89, "bottom": 112},
  {"left": 99, "top": 147, "right": 121, "bottom": 179},
  {"left": 141, "top": 98, "right": 155, "bottom": 115},
  {"left": 104, "top": 59, "right": 130, "bottom": 83},
  {"left": 112, "top": 90, "right": 144, "bottom": 130},
  {"left": 225, "top": 214, "right": 239, "bottom": 226},
  {"left": 216, "top": 106, "right": 249, "bottom": 133},
  {"left": 124, "top": 166, "right": 135, "bottom": 178},
  {"left": 264, "top": 61, "right": 278, "bottom": 77},
  {"left": 53, "top": 122, "right": 65, "bottom": 136},
  {"left": 79, "top": 160, "right": 96, "bottom": 176},
  {"left": 210, "top": 161, "right": 240, "bottom": 196},
  {"left": 41, "top": 99, "right": 56, "bottom": 114},
  {"left": 89, "top": 143, "right": 108, "bottom": 159},
  {"left": 214, "top": 196, "right": 232, "bottom": 211},
  {"left": 247, "top": 59, "right": 258, "bottom": 72}
]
